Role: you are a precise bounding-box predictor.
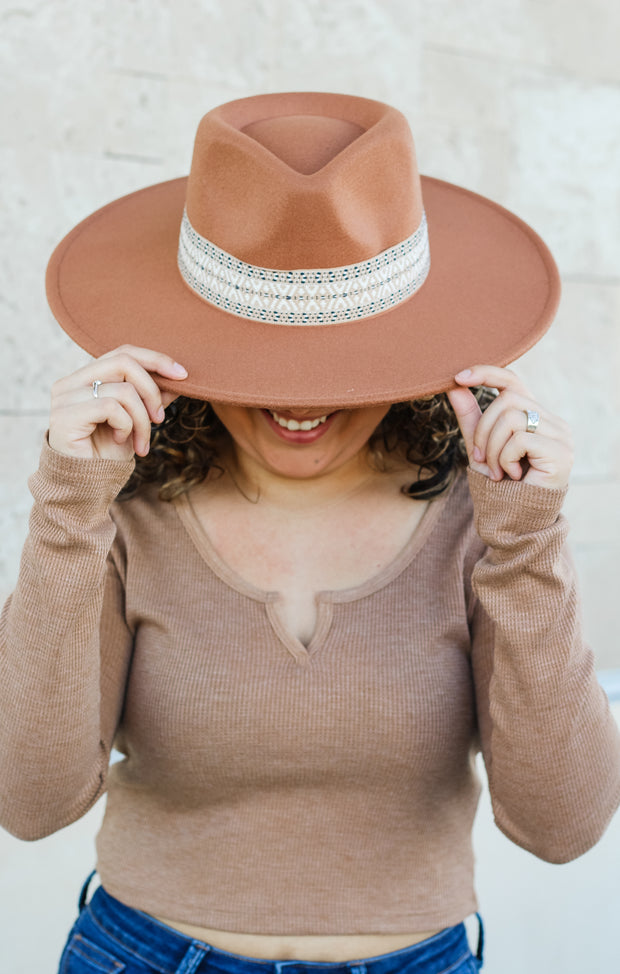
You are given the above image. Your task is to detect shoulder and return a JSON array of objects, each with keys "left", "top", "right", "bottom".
[
  {"left": 418, "top": 468, "right": 482, "bottom": 569},
  {"left": 110, "top": 483, "right": 182, "bottom": 553},
  {"left": 434, "top": 467, "right": 476, "bottom": 532}
]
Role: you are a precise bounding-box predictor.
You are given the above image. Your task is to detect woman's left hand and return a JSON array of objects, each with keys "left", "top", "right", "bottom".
[{"left": 447, "top": 365, "right": 573, "bottom": 490}]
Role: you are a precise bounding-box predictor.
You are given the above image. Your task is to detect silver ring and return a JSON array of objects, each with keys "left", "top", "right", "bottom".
[
  {"left": 525, "top": 409, "right": 540, "bottom": 433},
  {"left": 92, "top": 380, "right": 102, "bottom": 398}
]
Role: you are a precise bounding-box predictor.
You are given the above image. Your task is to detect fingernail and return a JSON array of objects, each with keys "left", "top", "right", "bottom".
[
  {"left": 473, "top": 446, "right": 483, "bottom": 462},
  {"left": 455, "top": 369, "right": 472, "bottom": 379},
  {"left": 171, "top": 362, "right": 188, "bottom": 376},
  {"left": 156, "top": 405, "right": 165, "bottom": 422}
]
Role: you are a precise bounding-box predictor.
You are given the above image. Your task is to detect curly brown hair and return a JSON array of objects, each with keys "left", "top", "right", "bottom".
[{"left": 120, "top": 387, "right": 495, "bottom": 503}]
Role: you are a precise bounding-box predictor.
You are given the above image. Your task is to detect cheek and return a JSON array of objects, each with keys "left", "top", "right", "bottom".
[
  {"left": 210, "top": 405, "right": 258, "bottom": 444},
  {"left": 351, "top": 407, "right": 391, "bottom": 442}
]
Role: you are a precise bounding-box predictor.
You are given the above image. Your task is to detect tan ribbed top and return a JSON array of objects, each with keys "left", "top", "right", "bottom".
[{"left": 1, "top": 441, "right": 619, "bottom": 934}]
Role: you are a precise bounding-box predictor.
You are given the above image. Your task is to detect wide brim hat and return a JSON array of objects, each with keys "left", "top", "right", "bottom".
[{"left": 46, "top": 91, "right": 560, "bottom": 408}]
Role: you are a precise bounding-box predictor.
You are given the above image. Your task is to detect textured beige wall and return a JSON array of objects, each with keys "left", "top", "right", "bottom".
[
  {"left": 1, "top": 5, "right": 620, "bottom": 972},
  {"left": 2, "top": 1, "right": 619, "bottom": 668}
]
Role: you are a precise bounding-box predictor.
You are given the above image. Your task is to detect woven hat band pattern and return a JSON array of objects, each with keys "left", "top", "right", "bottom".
[{"left": 177, "top": 209, "right": 431, "bottom": 326}]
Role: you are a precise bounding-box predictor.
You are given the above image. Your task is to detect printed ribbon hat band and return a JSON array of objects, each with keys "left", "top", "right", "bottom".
[{"left": 177, "top": 209, "right": 431, "bottom": 326}]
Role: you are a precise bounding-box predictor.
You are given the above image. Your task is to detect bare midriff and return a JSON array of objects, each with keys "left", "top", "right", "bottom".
[{"left": 151, "top": 920, "right": 442, "bottom": 961}]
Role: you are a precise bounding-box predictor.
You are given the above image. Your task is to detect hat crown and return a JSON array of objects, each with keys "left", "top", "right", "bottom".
[
  {"left": 184, "top": 92, "right": 424, "bottom": 269},
  {"left": 241, "top": 114, "right": 364, "bottom": 175}
]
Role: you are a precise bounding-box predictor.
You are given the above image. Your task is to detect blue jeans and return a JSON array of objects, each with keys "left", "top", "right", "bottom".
[{"left": 58, "top": 873, "right": 484, "bottom": 974}]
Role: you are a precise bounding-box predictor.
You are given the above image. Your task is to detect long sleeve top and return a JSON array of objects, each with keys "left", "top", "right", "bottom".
[{"left": 1, "top": 440, "right": 619, "bottom": 934}]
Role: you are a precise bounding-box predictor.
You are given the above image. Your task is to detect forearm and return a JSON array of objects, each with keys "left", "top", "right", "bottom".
[
  {"left": 468, "top": 470, "right": 620, "bottom": 861},
  {"left": 0, "top": 440, "right": 134, "bottom": 839}
]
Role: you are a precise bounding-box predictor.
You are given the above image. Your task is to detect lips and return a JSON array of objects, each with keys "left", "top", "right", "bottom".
[{"left": 262, "top": 408, "right": 338, "bottom": 442}]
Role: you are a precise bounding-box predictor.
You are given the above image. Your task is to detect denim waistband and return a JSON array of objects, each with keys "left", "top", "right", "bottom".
[{"left": 80, "top": 875, "right": 483, "bottom": 974}]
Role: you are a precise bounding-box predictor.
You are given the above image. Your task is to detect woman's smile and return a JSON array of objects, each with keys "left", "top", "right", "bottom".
[{"left": 261, "top": 408, "right": 338, "bottom": 443}]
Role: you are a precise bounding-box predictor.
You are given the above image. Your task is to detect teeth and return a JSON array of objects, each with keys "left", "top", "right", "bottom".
[{"left": 269, "top": 411, "right": 329, "bottom": 432}]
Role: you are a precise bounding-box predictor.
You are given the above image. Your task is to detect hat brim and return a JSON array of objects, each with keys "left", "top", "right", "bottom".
[{"left": 46, "top": 175, "right": 560, "bottom": 408}]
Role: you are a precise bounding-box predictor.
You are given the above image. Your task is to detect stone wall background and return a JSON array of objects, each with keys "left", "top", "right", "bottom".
[{"left": 1, "top": 2, "right": 619, "bottom": 972}]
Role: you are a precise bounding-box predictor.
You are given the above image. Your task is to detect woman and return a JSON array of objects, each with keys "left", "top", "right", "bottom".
[{"left": 1, "top": 92, "right": 619, "bottom": 974}]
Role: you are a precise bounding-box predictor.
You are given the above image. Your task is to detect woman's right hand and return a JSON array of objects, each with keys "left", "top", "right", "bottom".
[{"left": 49, "top": 345, "right": 188, "bottom": 460}]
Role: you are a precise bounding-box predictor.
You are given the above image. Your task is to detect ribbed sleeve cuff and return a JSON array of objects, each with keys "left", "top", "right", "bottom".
[
  {"left": 28, "top": 436, "right": 136, "bottom": 523},
  {"left": 466, "top": 468, "right": 568, "bottom": 545}
]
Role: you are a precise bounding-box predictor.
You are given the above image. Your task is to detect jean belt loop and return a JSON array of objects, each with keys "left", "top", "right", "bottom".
[
  {"left": 174, "top": 940, "right": 210, "bottom": 974},
  {"left": 78, "top": 870, "right": 97, "bottom": 913},
  {"left": 274, "top": 963, "right": 292, "bottom": 974},
  {"left": 474, "top": 913, "right": 484, "bottom": 964}
]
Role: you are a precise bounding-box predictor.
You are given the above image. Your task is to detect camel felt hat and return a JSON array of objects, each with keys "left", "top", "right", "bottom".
[{"left": 46, "top": 91, "right": 560, "bottom": 408}]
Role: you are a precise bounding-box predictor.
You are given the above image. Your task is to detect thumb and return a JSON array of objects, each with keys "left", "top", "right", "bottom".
[
  {"left": 446, "top": 387, "right": 493, "bottom": 478},
  {"left": 162, "top": 391, "right": 180, "bottom": 409}
]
